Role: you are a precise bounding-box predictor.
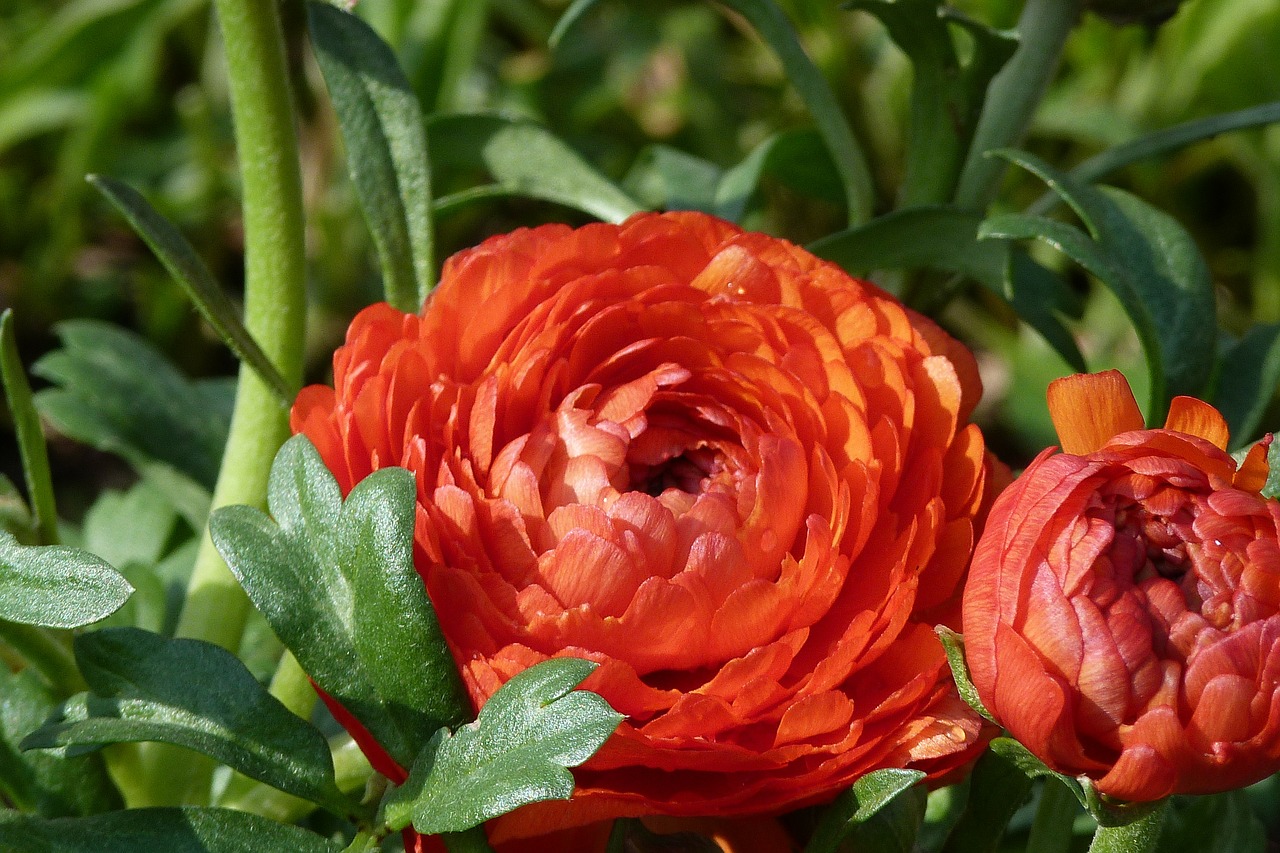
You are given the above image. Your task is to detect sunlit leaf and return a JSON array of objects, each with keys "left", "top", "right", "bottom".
[
  {"left": 429, "top": 113, "right": 642, "bottom": 223},
  {"left": 806, "top": 768, "right": 928, "bottom": 853},
  {"left": 209, "top": 435, "right": 470, "bottom": 771},
  {"left": 0, "top": 532, "right": 132, "bottom": 629},
  {"left": 310, "top": 2, "right": 436, "bottom": 311},
  {"left": 0, "top": 807, "right": 341, "bottom": 853},
  {"left": 22, "top": 628, "right": 356, "bottom": 818},
  {"left": 383, "top": 658, "right": 621, "bottom": 835}
]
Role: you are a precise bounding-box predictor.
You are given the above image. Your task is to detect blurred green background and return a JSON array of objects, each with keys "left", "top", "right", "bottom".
[{"left": 3, "top": 0, "right": 1280, "bottom": 500}]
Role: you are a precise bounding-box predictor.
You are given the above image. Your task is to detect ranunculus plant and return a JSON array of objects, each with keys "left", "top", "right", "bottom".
[{"left": 3, "top": 2, "right": 1280, "bottom": 853}]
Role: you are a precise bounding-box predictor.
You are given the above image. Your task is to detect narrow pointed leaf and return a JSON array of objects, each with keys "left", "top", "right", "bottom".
[
  {"left": 981, "top": 151, "right": 1216, "bottom": 419},
  {"left": 718, "top": 0, "right": 872, "bottom": 225},
  {"left": 806, "top": 768, "right": 927, "bottom": 853},
  {"left": 548, "top": 0, "right": 602, "bottom": 48},
  {"left": 0, "top": 310, "right": 58, "bottom": 545},
  {"left": 209, "top": 435, "right": 469, "bottom": 770},
  {"left": 21, "top": 628, "right": 354, "bottom": 817},
  {"left": 0, "top": 532, "right": 132, "bottom": 629},
  {"left": 86, "top": 176, "right": 293, "bottom": 404},
  {"left": 428, "top": 113, "right": 642, "bottom": 223},
  {"left": 309, "top": 2, "right": 436, "bottom": 311},
  {"left": 383, "top": 658, "right": 622, "bottom": 835},
  {"left": 0, "top": 807, "right": 341, "bottom": 853},
  {"left": 1213, "top": 323, "right": 1280, "bottom": 447}
]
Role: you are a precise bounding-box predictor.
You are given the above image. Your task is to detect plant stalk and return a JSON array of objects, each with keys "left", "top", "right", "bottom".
[
  {"left": 953, "top": 0, "right": 1083, "bottom": 210},
  {"left": 146, "top": 0, "right": 306, "bottom": 807}
]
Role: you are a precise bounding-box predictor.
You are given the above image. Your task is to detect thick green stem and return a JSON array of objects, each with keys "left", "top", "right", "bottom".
[
  {"left": 953, "top": 0, "right": 1083, "bottom": 210},
  {"left": 1087, "top": 800, "right": 1167, "bottom": 853},
  {"left": 139, "top": 0, "right": 305, "bottom": 808}
]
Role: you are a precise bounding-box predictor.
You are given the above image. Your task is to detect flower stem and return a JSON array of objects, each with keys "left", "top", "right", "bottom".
[
  {"left": 146, "top": 0, "right": 306, "bottom": 806},
  {"left": 953, "top": 0, "right": 1083, "bottom": 211},
  {"left": 1087, "top": 800, "right": 1168, "bottom": 853}
]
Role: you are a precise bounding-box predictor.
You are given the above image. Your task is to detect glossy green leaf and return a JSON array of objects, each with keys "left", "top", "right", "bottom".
[
  {"left": 0, "top": 668, "right": 121, "bottom": 817},
  {"left": 980, "top": 151, "right": 1217, "bottom": 420},
  {"left": 383, "top": 658, "right": 622, "bottom": 835},
  {"left": 0, "top": 807, "right": 341, "bottom": 853},
  {"left": 0, "top": 532, "right": 132, "bottom": 629},
  {"left": 209, "top": 435, "right": 469, "bottom": 770},
  {"left": 309, "top": 2, "right": 436, "bottom": 312},
  {"left": 1, "top": 310, "right": 58, "bottom": 546},
  {"left": 32, "top": 321, "right": 230, "bottom": 527},
  {"left": 1214, "top": 323, "right": 1280, "bottom": 448},
  {"left": 846, "top": 0, "right": 1016, "bottom": 206},
  {"left": 718, "top": 0, "right": 873, "bottom": 225},
  {"left": 428, "top": 113, "right": 642, "bottom": 223},
  {"left": 86, "top": 176, "right": 293, "bottom": 404},
  {"left": 21, "top": 628, "right": 355, "bottom": 817},
  {"left": 805, "top": 768, "right": 928, "bottom": 853}
]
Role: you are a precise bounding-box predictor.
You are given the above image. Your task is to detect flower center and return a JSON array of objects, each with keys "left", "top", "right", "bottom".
[{"left": 629, "top": 445, "right": 723, "bottom": 496}]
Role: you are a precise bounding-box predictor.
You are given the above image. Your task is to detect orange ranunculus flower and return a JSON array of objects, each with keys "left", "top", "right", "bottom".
[
  {"left": 963, "top": 370, "right": 1280, "bottom": 802},
  {"left": 293, "top": 211, "right": 1001, "bottom": 835}
]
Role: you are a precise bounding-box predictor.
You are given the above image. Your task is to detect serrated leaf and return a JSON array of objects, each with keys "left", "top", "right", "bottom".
[
  {"left": 980, "top": 151, "right": 1217, "bottom": 420},
  {"left": 717, "top": 0, "right": 872, "bottom": 225},
  {"left": 845, "top": 0, "right": 1016, "bottom": 206},
  {"left": 32, "top": 321, "right": 230, "bottom": 527},
  {"left": 209, "top": 435, "right": 469, "bottom": 770},
  {"left": 309, "top": 2, "right": 436, "bottom": 312},
  {"left": 429, "top": 113, "right": 642, "bottom": 223},
  {"left": 0, "top": 532, "right": 132, "bottom": 629},
  {"left": 20, "top": 628, "right": 355, "bottom": 817},
  {"left": 805, "top": 768, "right": 927, "bottom": 853},
  {"left": 0, "top": 668, "right": 121, "bottom": 817},
  {"left": 383, "top": 658, "right": 622, "bottom": 835},
  {"left": 86, "top": 176, "right": 293, "bottom": 403},
  {"left": 1213, "top": 323, "right": 1280, "bottom": 447},
  {"left": 0, "top": 807, "right": 341, "bottom": 853},
  {"left": 1, "top": 309, "right": 58, "bottom": 545}
]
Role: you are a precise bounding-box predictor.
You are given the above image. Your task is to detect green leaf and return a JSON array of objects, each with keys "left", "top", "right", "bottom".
[
  {"left": 0, "top": 807, "right": 341, "bottom": 853},
  {"left": 383, "top": 658, "right": 622, "bottom": 835},
  {"left": 714, "top": 129, "right": 843, "bottom": 222},
  {"left": 32, "top": 321, "right": 230, "bottom": 527},
  {"left": 622, "top": 145, "right": 722, "bottom": 213},
  {"left": 845, "top": 0, "right": 1016, "bottom": 207},
  {"left": 809, "top": 206, "right": 1006, "bottom": 289},
  {"left": 1156, "top": 791, "right": 1265, "bottom": 853},
  {"left": 548, "top": 0, "right": 602, "bottom": 49},
  {"left": 81, "top": 482, "right": 178, "bottom": 570},
  {"left": 209, "top": 435, "right": 470, "bottom": 770},
  {"left": 0, "top": 476, "right": 33, "bottom": 542},
  {"left": 1261, "top": 438, "right": 1280, "bottom": 502},
  {"left": 1, "top": 310, "right": 59, "bottom": 546},
  {"left": 1213, "top": 323, "right": 1280, "bottom": 448},
  {"left": 938, "top": 745, "right": 1033, "bottom": 853},
  {"left": 979, "top": 151, "right": 1217, "bottom": 420},
  {"left": 20, "top": 628, "right": 356, "bottom": 818},
  {"left": 0, "top": 668, "right": 121, "bottom": 817},
  {"left": 717, "top": 0, "right": 873, "bottom": 225},
  {"left": 428, "top": 113, "right": 642, "bottom": 223},
  {"left": 805, "top": 768, "right": 928, "bottom": 853},
  {"left": 86, "top": 176, "right": 294, "bottom": 404},
  {"left": 309, "top": 2, "right": 436, "bottom": 312},
  {"left": 0, "top": 532, "right": 132, "bottom": 629},
  {"left": 935, "top": 627, "right": 995, "bottom": 725}
]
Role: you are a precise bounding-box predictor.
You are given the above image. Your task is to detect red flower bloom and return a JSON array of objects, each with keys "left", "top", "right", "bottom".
[
  {"left": 963, "top": 370, "right": 1280, "bottom": 801},
  {"left": 294, "top": 212, "right": 1000, "bottom": 837}
]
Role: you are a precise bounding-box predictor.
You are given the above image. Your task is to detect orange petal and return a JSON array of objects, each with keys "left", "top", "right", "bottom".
[
  {"left": 1163, "top": 396, "right": 1229, "bottom": 449},
  {"left": 1234, "top": 436, "right": 1272, "bottom": 493},
  {"left": 1046, "top": 370, "right": 1144, "bottom": 455}
]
